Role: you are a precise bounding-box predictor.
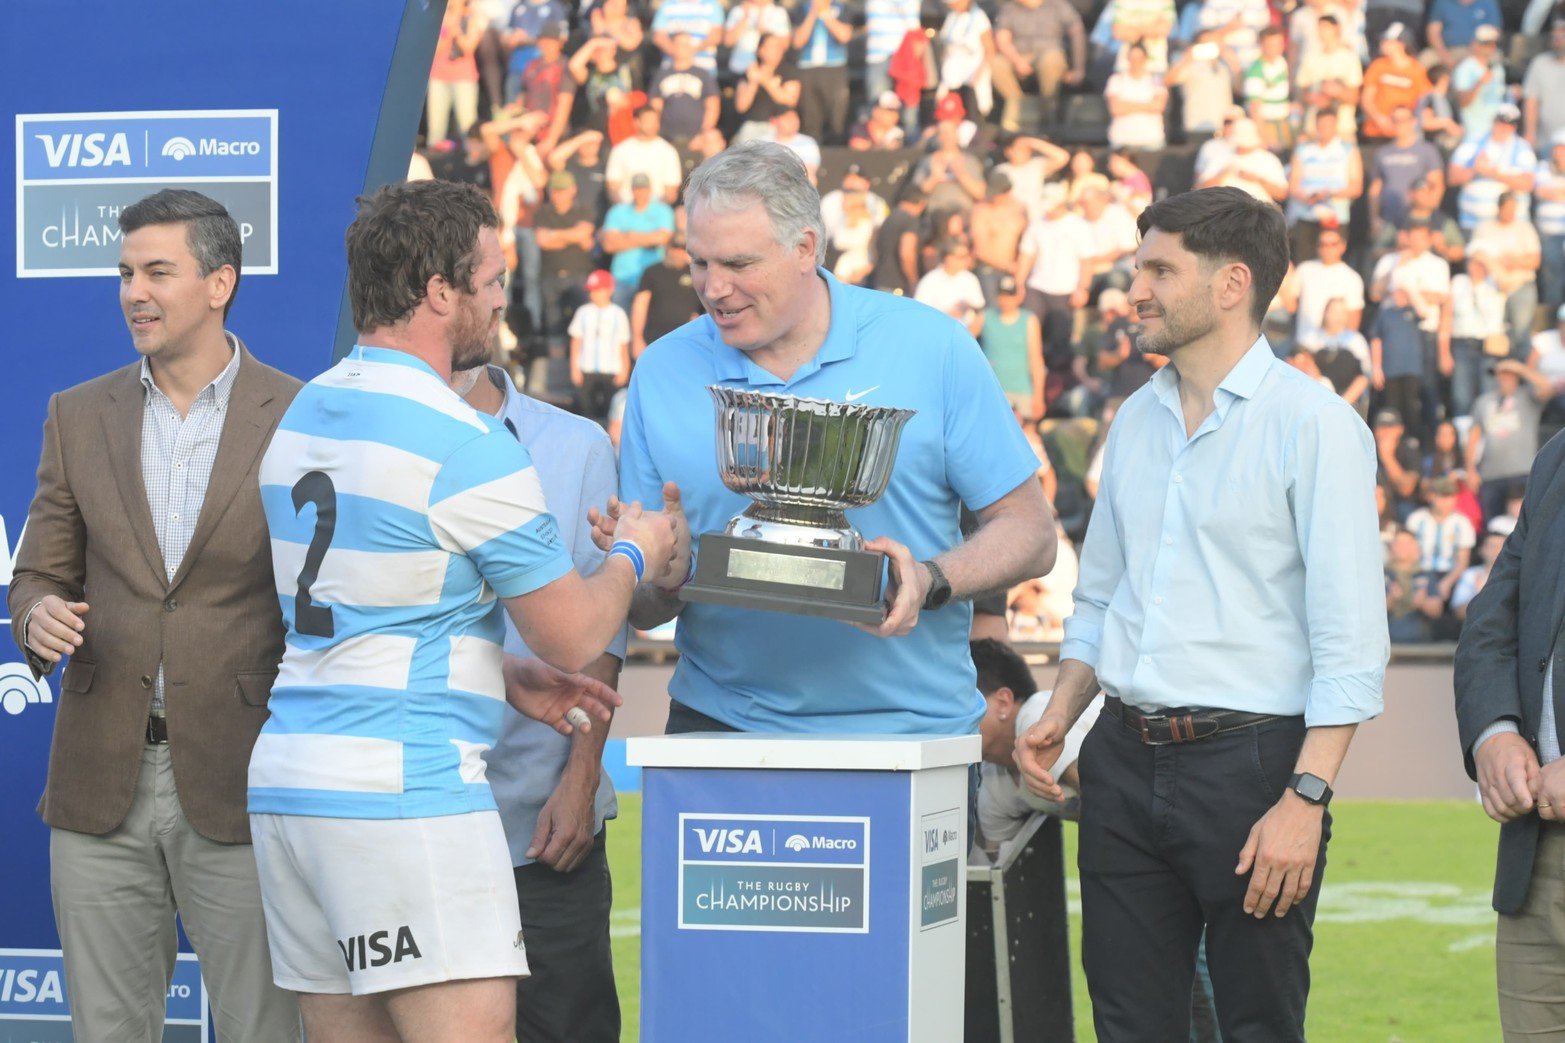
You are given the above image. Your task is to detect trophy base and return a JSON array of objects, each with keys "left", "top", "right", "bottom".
[{"left": 680, "top": 534, "right": 887, "bottom": 624}]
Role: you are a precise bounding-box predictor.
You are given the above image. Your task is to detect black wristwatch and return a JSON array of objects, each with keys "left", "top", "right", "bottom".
[
  {"left": 1288, "top": 772, "right": 1333, "bottom": 807},
  {"left": 920, "top": 559, "right": 952, "bottom": 611}
]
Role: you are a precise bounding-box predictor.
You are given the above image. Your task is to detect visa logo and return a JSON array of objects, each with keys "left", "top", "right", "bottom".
[
  {"left": 693, "top": 827, "right": 763, "bottom": 854},
  {"left": 36, "top": 132, "right": 133, "bottom": 168}
]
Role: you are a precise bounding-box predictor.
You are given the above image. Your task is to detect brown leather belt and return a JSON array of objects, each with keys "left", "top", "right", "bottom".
[
  {"left": 145, "top": 715, "right": 168, "bottom": 745},
  {"left": 1105, "top": 695, "right": 1280, "bottom": 746}
]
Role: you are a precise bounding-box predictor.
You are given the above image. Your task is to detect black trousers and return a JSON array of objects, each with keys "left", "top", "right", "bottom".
[
  {"left": 1077, "top": 710, "right": 1326, "bottom": 1043},
  {"left": 513, "top": 830, "right": 619, "bottom": 1043},
  {"left": 665, "top": 698, "right": 740, "bottom": 734},
  {"left": 796, "top": 64, "right": 849, "bottom": 145}
]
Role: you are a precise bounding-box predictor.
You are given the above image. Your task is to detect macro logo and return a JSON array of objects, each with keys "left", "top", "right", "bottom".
[
  {"left": 17, "top": 109, "right": 279, "bottom": 277},
  {"left": 784, "top": 834, "right": 810, "bottom": 852},
  {"left": 161, "top": 136, "right": 197, "bottom": 161}
]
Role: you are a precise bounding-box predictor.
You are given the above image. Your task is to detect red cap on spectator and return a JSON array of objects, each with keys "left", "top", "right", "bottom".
[
  {"left": 934, "top": 93, "right": 966, "bottom": 123},
  {"left": 586, "top": 270, "right": 615, "bottom": 292}
]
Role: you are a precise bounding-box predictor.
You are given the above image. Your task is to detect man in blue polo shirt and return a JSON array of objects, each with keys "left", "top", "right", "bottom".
[{"left": 608, "top": 141, "right": 1056, "bottom": 736}]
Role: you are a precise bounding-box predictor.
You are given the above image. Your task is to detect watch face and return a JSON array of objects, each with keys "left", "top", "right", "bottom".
[{"left": 1293, "top": 773, "right": 1329, "bottom": 803}]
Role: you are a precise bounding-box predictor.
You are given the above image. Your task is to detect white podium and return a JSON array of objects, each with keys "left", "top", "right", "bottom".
[{"left": 628, "top": 733, "right": 980, "bottom": 1043}]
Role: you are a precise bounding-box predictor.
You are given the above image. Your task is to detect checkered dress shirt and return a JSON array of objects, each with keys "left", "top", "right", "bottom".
[{"left": 139, "top": 337, "right": 241, "bottom": 714}]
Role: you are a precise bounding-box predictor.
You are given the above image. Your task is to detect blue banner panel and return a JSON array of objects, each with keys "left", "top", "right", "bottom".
[
  {"left": 0, "top": 950, "right": 206, "bottom": 1042},
  {"left": 0, "top": 3, "right": 443, "bottom": 1038},
  {"left": 643, "top": 768, "right": 911, "bottom": 1043}
]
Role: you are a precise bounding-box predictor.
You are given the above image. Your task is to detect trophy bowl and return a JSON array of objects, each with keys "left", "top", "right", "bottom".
[
  {"left": 680, "top": 386, "right": 917, "bottom": 624},
  {"left": 709, "top": 385, "right": 916, "bottom": 551}
]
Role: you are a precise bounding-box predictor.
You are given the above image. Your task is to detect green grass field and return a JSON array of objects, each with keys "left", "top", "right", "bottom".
[{"left": 607, "top": 798, "right": 1502, "bottom": 1042}]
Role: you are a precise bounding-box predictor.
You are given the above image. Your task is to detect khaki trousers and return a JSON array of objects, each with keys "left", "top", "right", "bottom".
[
  {"left": 50, "top": 743, "right": 300, "bottom": 1043},
  {"left": 990, "top": 48, "right": 1068, "bottom": 128},
  {"left": 1500, "top": 825, "right": 1565, "bottom": 1040}
]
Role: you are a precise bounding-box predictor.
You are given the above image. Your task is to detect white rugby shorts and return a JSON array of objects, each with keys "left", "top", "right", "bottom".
[{"left": 250, "top": 810, "right": 529, "bottom": 995}]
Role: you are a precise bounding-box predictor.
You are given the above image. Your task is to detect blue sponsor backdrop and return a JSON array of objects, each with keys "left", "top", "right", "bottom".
[
  {"left": 0, "top": 2, "right": 444, "bottom": 1037},
  {"left": 643, "top": 768, "right": 912, "bottom": 1042}
]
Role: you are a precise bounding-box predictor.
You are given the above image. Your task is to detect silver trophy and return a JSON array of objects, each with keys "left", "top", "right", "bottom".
[{"left": 680, "top": 386, "right": 916, "bottom": 623}]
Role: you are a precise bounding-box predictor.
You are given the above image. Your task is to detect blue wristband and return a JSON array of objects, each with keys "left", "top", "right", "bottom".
[{"left": 610, "top": 540, "right": 646, "bottom": 583}]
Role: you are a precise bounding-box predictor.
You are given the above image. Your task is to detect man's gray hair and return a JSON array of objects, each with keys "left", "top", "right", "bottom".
[{"left": 684, "top": 141, "right": 826, "bottom": 264}]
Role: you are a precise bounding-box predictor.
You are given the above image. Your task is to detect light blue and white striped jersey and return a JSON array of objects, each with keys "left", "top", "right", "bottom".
[
  {"left": 864, "top": 0, "right": 920, "bottom": 65},
  {"left": 249, "top": 345, "right": 574, "bottom": 820}
]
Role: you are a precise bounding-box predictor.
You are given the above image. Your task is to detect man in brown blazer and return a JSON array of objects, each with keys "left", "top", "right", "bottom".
[{"left": 8, "top": 189, "right": 302, "bottom": 1042}]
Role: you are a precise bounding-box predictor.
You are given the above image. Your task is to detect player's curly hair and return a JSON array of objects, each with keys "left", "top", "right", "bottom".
[{"left": 345, "top": 180, "right": 500, "bottom": 333}]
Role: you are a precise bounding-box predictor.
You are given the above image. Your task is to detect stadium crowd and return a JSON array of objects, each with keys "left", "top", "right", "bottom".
[{"left": 417, "top": 0, "right": 1565, "bottom": 645}]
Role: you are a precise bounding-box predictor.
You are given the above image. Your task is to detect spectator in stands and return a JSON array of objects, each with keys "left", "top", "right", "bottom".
[
  {"left": 1314, "top": 297, "right": 1374, "bottom": 415},
  {"left": 723, "top": 0, "right": 791, "bottom": 76},
  {"left": 1454, "top": 26, "right": 1508, "bottom": 143},
  {"left": 430, "top": 0, "right": 487, "bottom": 145},
  {"left": 1196, "top": 118, "right": 1287, "bottom": 204},
  {"left": 484, "top": 110, "right": 550, "bottom": 357},
  {"left": 870, "top": 187, "right": 926, "bottom": 295},
  {"left": 519, "top": 21, "right": 575, "bottom": 155},
  {"left": 915, "top": 94, "right": 989, "bottom": 226},
  {"left": 1289, "top": 343, "right": 1338, "bottom": 391},
  {"left": 1423, "top": 420, "right": 1468, "bottom": 482},
  {"left": 1367, "top": 0, "right": 1424, "bottom": 55},
  {"left": 600, "top": 173, "right": 675, "bottom": 310},
  {"left": 1471, "top": 192, "right": 1543, "bottom": 357},
  {"left": 1193, "top": 106, "right": 1244, "bottom": 184},
  {"left": 1078, "top": 181, "right": 1140, "bottom": 299},
  {"left": 1534, "top": 132, "right": 1565, "bottom": 314},
  {"left": 938, "top": 0, "right": 997, "bottom": 124},
  {"left": 535, "top": 169, "right": 598, "bottom": 353},
  {"left": 1361, "top": 24, "right": 1431, "bottom": 140},
  {"left": 1371, "top": 106, "right": 1446, "bottom": 235},
  {"left": 1375, "top": 408, "right": 1424, "bottom": 517},
  {"left": 503, "top": 0, "right": 568, "bottom": 102},
  {"left": 570, "top": 269, "right": 633, "bottom": 421},
  {"left": 1385, "top": 527, "right": 1445, "bottom": 642},
  {"left": 976, "top": 274, "right": 1047, "bottom": 420},
  {"left": 569, "top": 37, "right": 635, "bottom": 137},
  {"left": 549, "top": 129, "right": 609, "bottom": 220},
  {"left": 847, "top": 92, "right": 909, "bottom": 151},
  {"left": 1407, "top": 475, "right": 1478, "bottom": 602},
  {"left": 1427, "top": 0, "right": 1504, "bottom": 69},
  {"left": 733, "top": 33, "right": 802, "bottom": 144},
  {"left": 1449, "top": 251, "right": 1509, "bottom": 415},
  {"left": 1107, "top": 0, "right": 1177, "bottom": 78},
  {"left": 1288, "top": 226, "right": 1365, "bottom": 349},
  {"left": 1372, "top": 285, "right": 1438, "bottom": 439},
  {"left": 649, "top": 33, "right": 724, "bottom": 159},
  {"left": 1289, "top": 0, "right": 1359, "bottom": 69},
  {"left": 768, "top": 107, "right": 822, "bottom": 183},
  {"left": 1525, "top": 21, "right": 1565, "bottom": 149},
  {"left": 1451, "top": 104, "right": 1540, "bottom": 231},
  {"left": 473, "top": 0, "right": 508, "bottom": 114},
  {"left": 791, "top": 0, "right": 853, "bottom": 144},
  {"left": 589, "top": 0, "right": 645, "bottom": 77},
  {"left": 1295, "top": 15, "right": 1363, "bottom": 137},
  {"left": 1105, "top": 43, "right": 1168, "bottom": 149},
  {"left": 1450, "top": 517, "right": 1511, "bottom": 621},
  {"left": 1017, "top": 183, "right": 1093, "bottom": 369},
  {"left": 1527, "top": 302, "right": 1565, "bottom": 417},
  {"left": 1167, "top": 31, "right": 1242, "bottom": 139},
  {"left": 605, "top": 105, "right": 683, "bottom": 205},
  {"left": 632, "top": 232, "right": 702, "bottom": 356},
  {"left": 991, "top": 0, "right": 1087, "bottom": 131},
  {"left": 1108, "top": 149, "right": 1153, "bottom": 215},
  {"left": 1371, "top": 218, "right": 1453, "bottom": 423},
  {"left": 1286, "top": 109, "right": 1364, "bottom": 260},
  {"left": 651, "top": 0, "right": 725, "bottom": 73},
  {"left": 971, "top": 172, "right": 1029, "bottom": 302},
  {"left": 826, "top": 189, "right": 880, "bottom": 284},
  {"left": 1244, "top": 27, "right": 1295, "bottom": 150},
  {"left": 1417, "top": 64, "right": 1465, "bottom": 150},
  {"left": 1374, "top": 171, "right": 1466, "bottom": 264},
  {"left": 1196, "top": 0, "right": 1269, "bottom": 69},
  {"left": 1466, "top": 358, "right": 1554, "bottom": 518},
  {"left": 995, "top": 134, "right": 1070, "bottom": 220},
  {"left": 865, "top": 0, "right": 923, "bottom": 126},
  {"left": 915, "top": 238, "right": 987, "bottom": 327}
]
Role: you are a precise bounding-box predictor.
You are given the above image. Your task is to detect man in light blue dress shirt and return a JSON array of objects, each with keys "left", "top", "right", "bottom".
[
  {"left": 1017, "top": 187, "right": 1389, "bottom": 1042},
  {"left": 453, "top": 361, "right": 626, "bottom": 1043}
]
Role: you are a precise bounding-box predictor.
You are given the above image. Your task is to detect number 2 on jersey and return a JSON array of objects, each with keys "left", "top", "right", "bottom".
[{"left": 292, "top": 471, "right": 337, "bottom": 638}]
